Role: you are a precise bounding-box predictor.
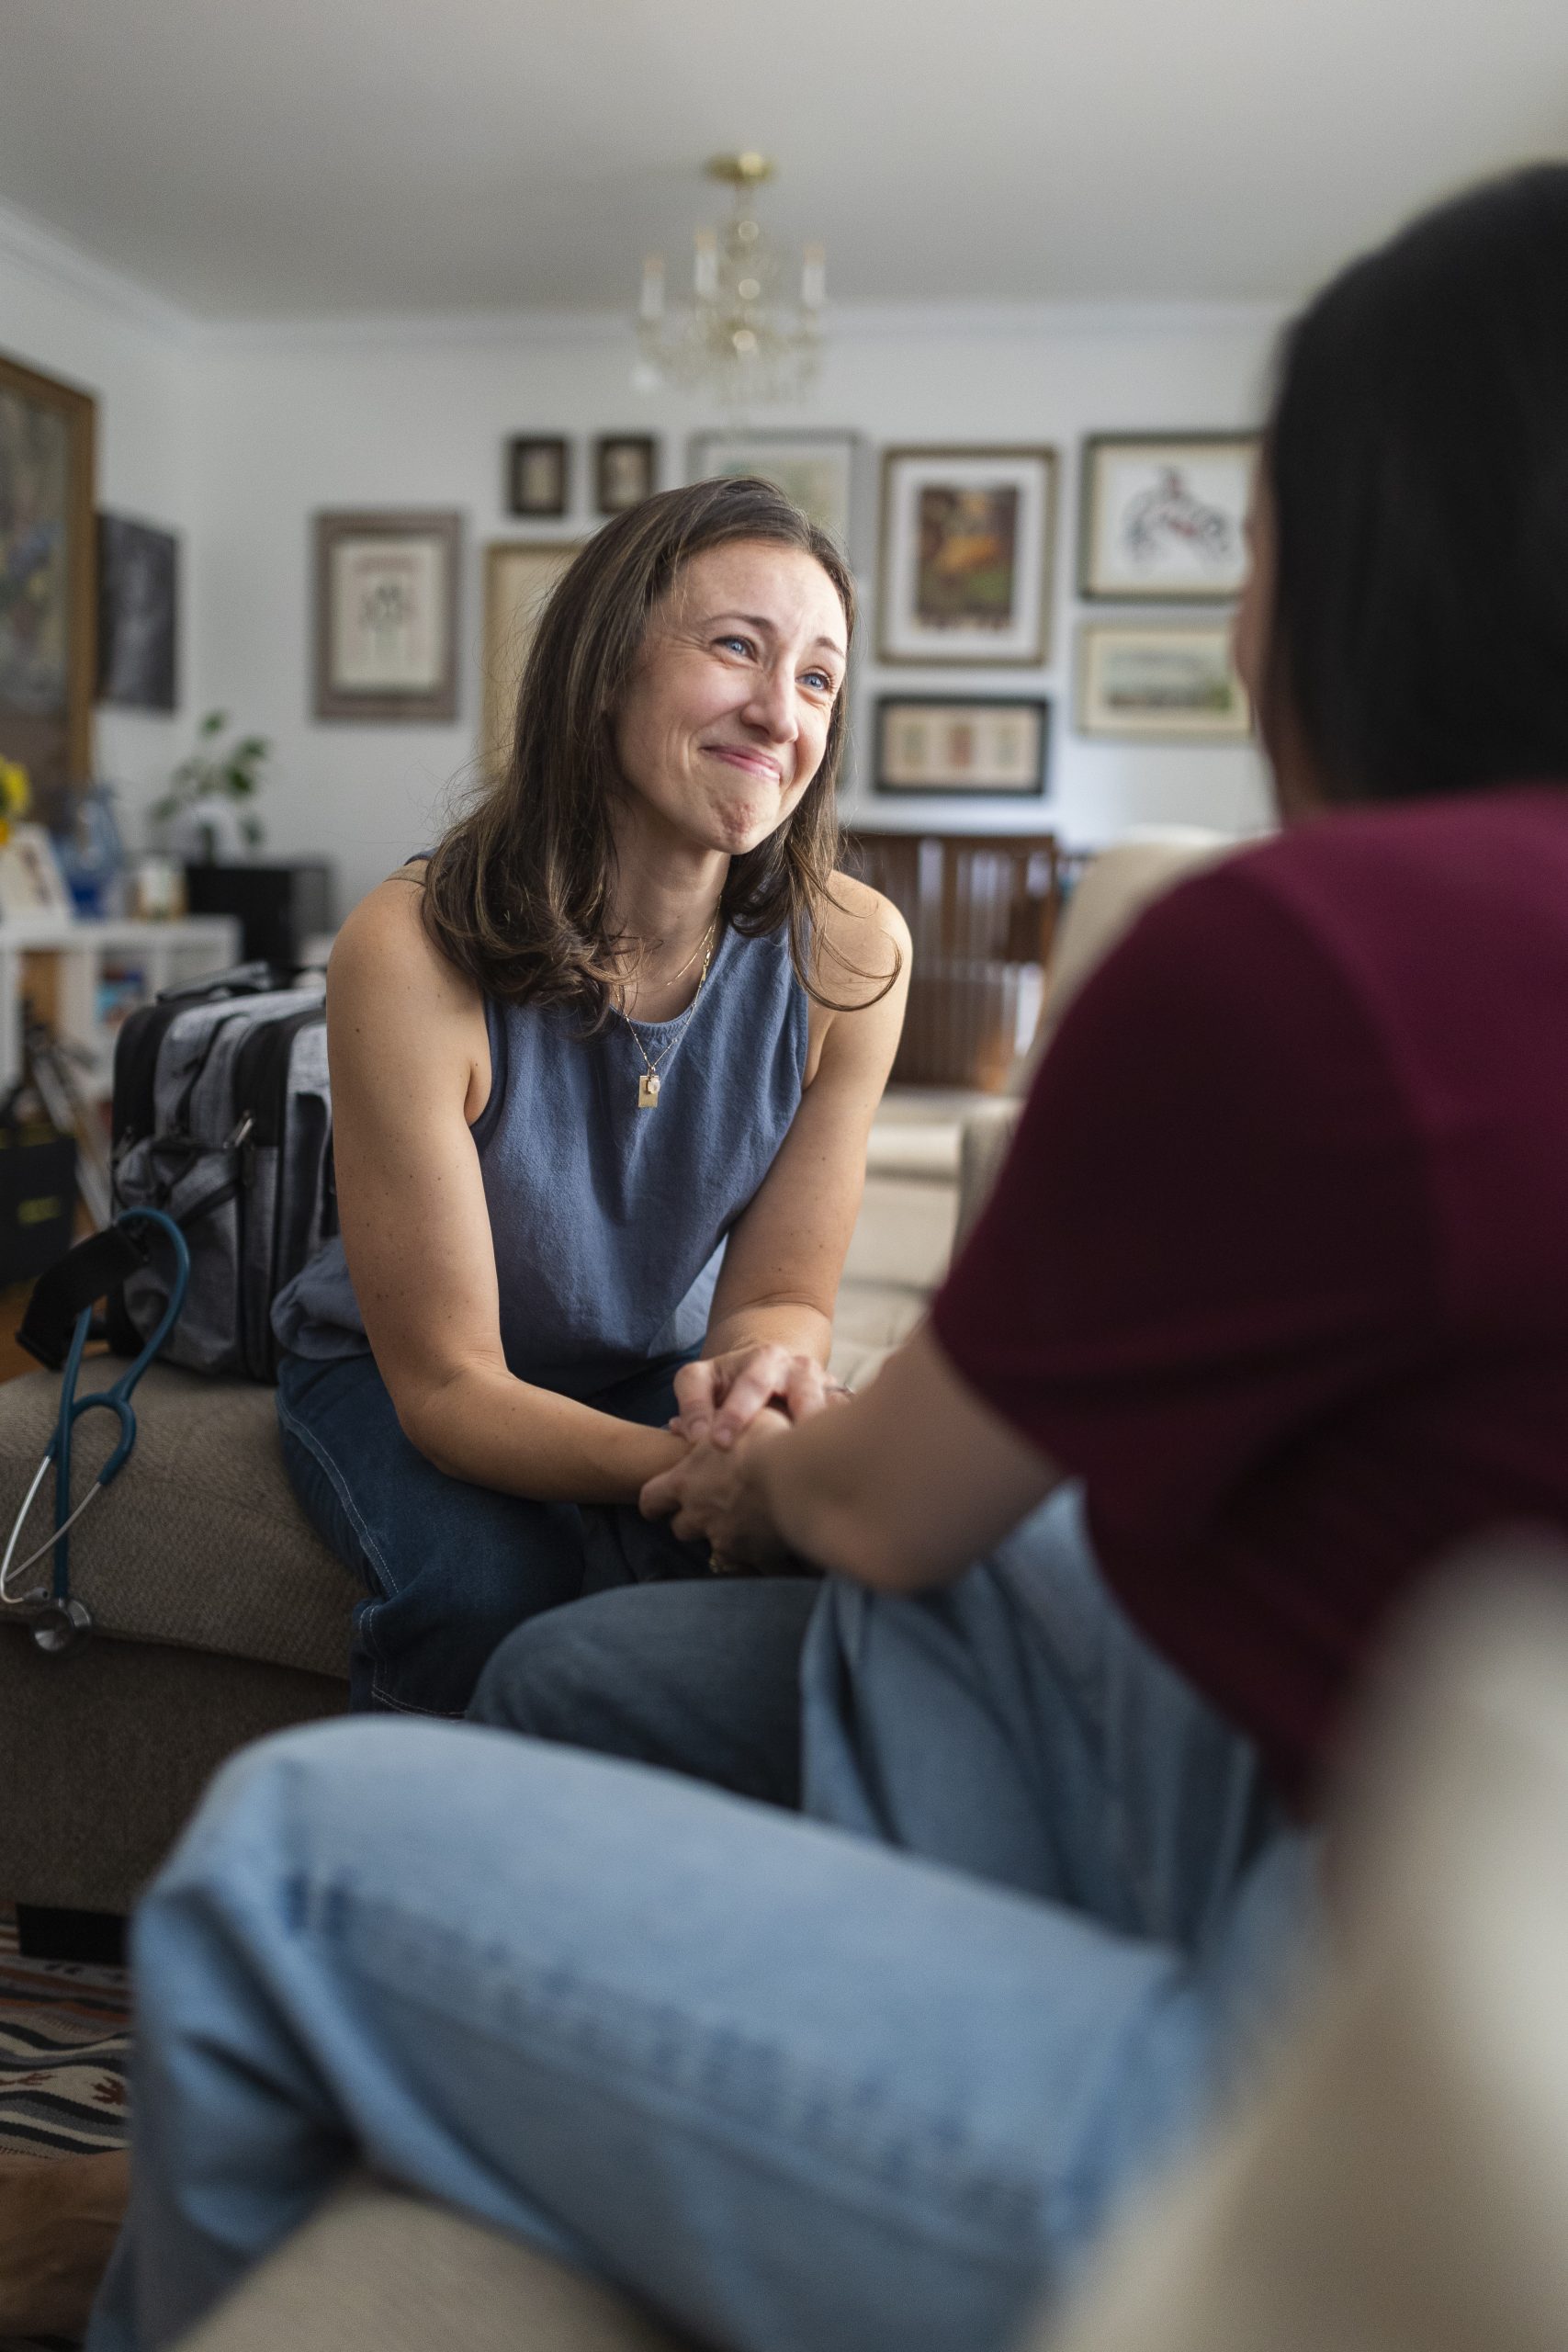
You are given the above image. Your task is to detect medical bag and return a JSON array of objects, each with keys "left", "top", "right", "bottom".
[{"left": 107, "top": 963, "right": 335, "bottom": 1381}]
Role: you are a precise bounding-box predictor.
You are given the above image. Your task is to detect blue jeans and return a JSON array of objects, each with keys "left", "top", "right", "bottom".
[
  {"left": 276, "top": 1349, "right": 704, "bottom": 1714},
  {"left": 87, "top": 1490, "right": 1313, "bottom": 2352}
]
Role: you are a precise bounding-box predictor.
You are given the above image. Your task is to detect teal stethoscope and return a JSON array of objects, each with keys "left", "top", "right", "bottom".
[{"left": 0, "top": 1208, "right": 190, "bottom": 1655}]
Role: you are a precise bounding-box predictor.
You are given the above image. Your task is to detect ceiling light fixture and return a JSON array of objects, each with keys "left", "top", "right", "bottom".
[{"left": 634, "top": 153, "right": 825, "bottom": 414}]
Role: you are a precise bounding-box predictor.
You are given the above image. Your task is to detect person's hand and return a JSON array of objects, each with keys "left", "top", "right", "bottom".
[
  {"left": 670, "top": 1343, "right": 852, "bottom": 1449},
  {"left": 640, "top": 1407, "right": 793, "bottom": 1569}
]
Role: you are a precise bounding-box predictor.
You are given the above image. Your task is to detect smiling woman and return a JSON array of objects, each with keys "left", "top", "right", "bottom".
[{"left": 266, "top": 477, "right": 909, "bottom": 1718}]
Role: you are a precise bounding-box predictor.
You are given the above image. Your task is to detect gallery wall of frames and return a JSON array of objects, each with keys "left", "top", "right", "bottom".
[{"left": 0, "top": 212, "right": 1278, "bottom": 912}]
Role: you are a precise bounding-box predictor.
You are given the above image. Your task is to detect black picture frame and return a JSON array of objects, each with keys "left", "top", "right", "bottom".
[
  {"left": 874, "top": 695, "right": 1050, "bottom": 798},
  {"left": 96, "top": 513, "right": 178, "bottom": 712},
  {"left": 595, "top": 435, "right": 658, "bottom": 515},
  {"left": 506, "top": 435, "right": 570, "bottom": 519}
]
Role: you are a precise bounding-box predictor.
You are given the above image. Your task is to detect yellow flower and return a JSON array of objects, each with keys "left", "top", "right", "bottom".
[{"left": 0, "top": 758, "right": 29, "bottom": 847}]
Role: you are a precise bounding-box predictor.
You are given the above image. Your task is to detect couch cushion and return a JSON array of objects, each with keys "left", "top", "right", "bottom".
[
  {"left": 179, "top": 2176, "right": 695, "bottom": 2352},
  {"left": 0, "top": 1359, "right": 355, "bottom": 1680}
]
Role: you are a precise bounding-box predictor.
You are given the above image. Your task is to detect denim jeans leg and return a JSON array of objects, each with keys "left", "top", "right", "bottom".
[
  {"left": 276, "top": 1352, "right": 590, "bottom": 1715},
  {"left": 803, "top": 1487, "right": 1295, "bottom": 1950},
  {"left": 85, "top": 1717, "right": 1307, "bottom": 2352}
]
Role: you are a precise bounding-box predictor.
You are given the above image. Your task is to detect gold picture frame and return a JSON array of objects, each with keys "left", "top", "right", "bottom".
[
  {"left": 0, "top": 349, "right": 96, "bottom": 828},
  {"left": 480, "top": 539, "right": 586, "bottom": 775}
]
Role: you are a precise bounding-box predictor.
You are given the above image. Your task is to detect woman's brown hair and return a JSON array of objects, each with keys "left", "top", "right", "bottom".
[{"left": 423, "top": 475, "right": 883, "bottom": 1022}]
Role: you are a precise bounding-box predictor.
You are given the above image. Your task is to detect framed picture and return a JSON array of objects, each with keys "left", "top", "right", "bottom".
[
  {"left": 874, "top": 695, "right": 1049, "bottom": 797},
  {"left": 596, "top": 435, "right": 658, "bottom": 515},
  {"left": 1077, "top": 622, "right": 1252, "bottom": 741},
  {"left": 313, "top": 511, "right": 461, "bottom": 723},
  {"left": 1079, "top": 434, "right": 1258, "bottom": 601},
  {"left": 0, "top": 821, "right": 73, "bottom": 918},
  {"left": 481, "top": 538, "right": 587, "bottom": 774},
  {"left": 688, "top": 432, "right": 857, "bottom": 548},
  {"left": 507, "top": 436, "right": 570, "bottom": 519},
  {"left": 97, "top": 513, "right": 178, "bottom": 712},
  {"left": 0, "top": 351, "right": 96, "bottom": 828},
  {"left": 877, "top": 447, "right": 1056, "bottom": 666}
]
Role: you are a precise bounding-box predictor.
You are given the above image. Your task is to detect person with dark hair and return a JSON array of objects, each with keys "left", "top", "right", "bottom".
[
  {"left": 11, "top": 163, "right": 1568, "bottom": 2352},
  {"left": 267, "top": 478, "right": 908, "bottom": 1714}
]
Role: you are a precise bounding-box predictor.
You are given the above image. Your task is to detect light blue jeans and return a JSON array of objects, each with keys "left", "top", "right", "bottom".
[{"left": 86, "top": 1490, "right": 1314, "bottom": 2352}]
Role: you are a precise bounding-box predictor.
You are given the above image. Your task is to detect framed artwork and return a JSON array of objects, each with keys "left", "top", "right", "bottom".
[
  {"left": 313, "top": 511, "right": 461, "bottom": 722},
  {"left": 874, "top": 695, "right": 1049, "bottom": 797},
  {"left": 481, "top": 538, "right": 586, "bottom": 774},
  {"left": 688, "top": 431, "right": 857, "bottom": 548},
  {"left": 1077, "top": 622, "right": 1252, "bottom": 741},
  {"left": 596, "top": 435, "right": 658, "bottom": 515},
  {"left": 507, "top": 436, "right": 570, "bottom": 518},
  {"left": 97, "top": 513, "right": 178, "bottom": 712},
  {"left": 1079, "top": 433, "right": 1258, "bottom": 601},
  {"left": 0, "top": 351, "right": 96, "bottom": 828},
  {"left": 877, "top": 447, "right": 1056, "bottom": 666}
]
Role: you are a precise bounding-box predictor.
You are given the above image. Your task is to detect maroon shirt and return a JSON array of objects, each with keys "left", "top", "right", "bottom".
[{"left": 932, "top": 786, "right": 1568, "bottom": 1807}]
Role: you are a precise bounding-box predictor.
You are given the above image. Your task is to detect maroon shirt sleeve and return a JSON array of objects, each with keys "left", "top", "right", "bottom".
[{"left": 931, "top": 860, "right": 1438, "bottom": 1549}]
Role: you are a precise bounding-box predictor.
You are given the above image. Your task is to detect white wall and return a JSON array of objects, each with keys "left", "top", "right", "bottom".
[
  {"left": 190, "top": 303, "right": 1281, "bottom": 914},
  {"left": 2, "top": 204, "right": 1282, "bottom": 919},
  {"left": 0, "top": 205, "right": 197, "bottom": 825}
]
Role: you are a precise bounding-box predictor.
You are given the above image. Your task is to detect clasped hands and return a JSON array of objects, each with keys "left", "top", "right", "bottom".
[{"left": 639, "top": 1341, "right": 851, "bottom": 1570}]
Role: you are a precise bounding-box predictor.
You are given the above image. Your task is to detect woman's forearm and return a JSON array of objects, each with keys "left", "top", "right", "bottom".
[
  {"left": 704, "top": 1298, "right": 833, "bottom": 1364},
  {"left": 400, "top": 1361, "right": 686, "bottom": 1504}
]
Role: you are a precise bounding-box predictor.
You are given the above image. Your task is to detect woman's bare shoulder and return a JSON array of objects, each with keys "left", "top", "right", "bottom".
[
  {"left": 329, "top": 864, "right": 479, "bottom": 1024},
  {"left": 811, "top": 870, "right": 911, "bottom": 1011}
]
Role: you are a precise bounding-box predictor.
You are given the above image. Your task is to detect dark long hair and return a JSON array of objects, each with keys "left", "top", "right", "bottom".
[
  {"left": 1266, "top": 163, "right": 1568, "bottom": 803},
  {"left": 423, "top": 475, "right": 874, "bottom": 1020}
]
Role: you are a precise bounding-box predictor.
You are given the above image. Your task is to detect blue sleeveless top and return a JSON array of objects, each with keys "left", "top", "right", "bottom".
[{"left": 272, "top": 919, "right": 809, "bottom": 1399}]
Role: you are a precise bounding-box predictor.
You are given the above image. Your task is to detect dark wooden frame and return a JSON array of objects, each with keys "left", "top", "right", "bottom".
[
  {"left": 874, "top": 694, "right": 1050, "bottom": 797},
  {"left": 0, "top": 350, "right": 96, "bottom": 828},
  {"left": 313, "top": 510, "right": 461, "bottom": 723},
  {"left": 594, "top": 435, "right": 658, "bottom": 515},
  {"left": 876, "top": 445, "right": 1056, "bottom": 668},
  {"left": 506, "top": 435, "right": 570, "bottom": 518},
  {"left": 1077, "top": 431, "right": 1259, "bottom": 603}
]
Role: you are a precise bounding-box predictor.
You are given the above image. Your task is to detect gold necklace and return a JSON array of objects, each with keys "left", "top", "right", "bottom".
[{"left": 618, "top": 922, "right": 716, "bottom": 1110}]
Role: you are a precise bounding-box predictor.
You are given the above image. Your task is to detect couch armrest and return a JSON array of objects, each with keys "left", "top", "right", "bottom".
[
  {"left": 177, "top": 2175, "right": 695, "bottom": 2352},
  {"left": 954, "top": 1107, "right": 1021, "bottom": 1255}
]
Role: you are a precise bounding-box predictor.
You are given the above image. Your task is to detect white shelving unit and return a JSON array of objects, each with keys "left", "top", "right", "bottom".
[{"left": 0, "top": 915, "right": 242, "bottom": 1102}]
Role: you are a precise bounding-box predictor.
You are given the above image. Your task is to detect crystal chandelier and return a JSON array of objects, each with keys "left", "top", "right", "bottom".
[{"left": 634, "top": 154, "right": 826, "bottom": 413}]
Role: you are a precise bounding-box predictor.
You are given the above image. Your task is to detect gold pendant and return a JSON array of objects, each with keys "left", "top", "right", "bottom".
[{"left": 637, "top": 1072, "right": 660, "bottom": 1110}]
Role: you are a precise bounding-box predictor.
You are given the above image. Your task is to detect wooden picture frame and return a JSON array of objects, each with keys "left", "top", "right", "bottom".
[
  {"left": 313, "top": 511, "right": 461, "bottom": 723},
  {"left": 688, "top": 431, "right": 858, "bottom": 549},
  {"left": 1078, "top": 433, "right": 1259, "bottom": 602},
  {"left": 97, "top": 513, "right": 178, "bottom": 712},
  {"left": 0, "top": 351, "right": 96, "bottom": 828},
  {"left": 874, "top": 695, "right": 1050, "bottom": 797},
  {"left": 480, "top": 538, "right": 587, "bottom": 775},
  {"left": 877, "top": 447, "right": 1056, "bottom": 666},
  {"left": 595, "top": 435, "right": 658, "bottom": 515},
  {"left": 1077, "top": 621, "right": 1252, "bottom": 740},
  {"left": 507, "top": 436, "right": 570, "bottom": 518}
]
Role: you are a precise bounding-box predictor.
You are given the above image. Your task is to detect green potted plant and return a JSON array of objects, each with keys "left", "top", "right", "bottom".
[{"left": 152, "top": 711, "right": 271, "bottom": 861}]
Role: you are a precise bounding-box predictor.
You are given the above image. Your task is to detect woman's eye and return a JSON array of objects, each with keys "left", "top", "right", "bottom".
[
  {"left": 802, "top": 670, "right": 835, "bottom": 695},
  {"left": 718, "top": 634, "right": 754, "bottom": 658}
]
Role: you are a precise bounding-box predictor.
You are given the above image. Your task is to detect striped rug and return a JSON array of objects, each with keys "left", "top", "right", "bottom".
[{"left": 0, "top": 1915, "right": 130, "bottom": 2351}]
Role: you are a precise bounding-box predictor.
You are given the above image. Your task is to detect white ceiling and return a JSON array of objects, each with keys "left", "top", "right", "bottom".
[{"left": 3, "top": 0, "right": 1567, "bottom": 320}]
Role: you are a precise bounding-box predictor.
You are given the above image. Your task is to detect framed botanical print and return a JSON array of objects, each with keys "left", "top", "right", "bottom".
[
  {"left": 595, "top": 435, "right": 658, "bottom": 515},
  {"left": 877, "top": 447, "right": 1056, "bottom": 666},
  {"left": 97, "top": 514, "right": 178, "bottom": 712},
  {"left": 0, "top": 351, "right": 96, "bottom": 827},
  {"left": 507, "top": 436, "right": 570, "bottom": 518},
  {"left": 481, "top": 538, "right": 586, "bottom": 774},
  {"left": 1078, "top": 434, "right": 1258, "bottom": 601},
  {"left": 875, "top": 695, "right": 1049, "bottom": 797},
  {"left": 313, "top": 511, "right": 461, "bottom": 722},
  {"left": 1077, "top": 622, "right": 1252, "bottom": 740},
  {"left": 688, "top": 431, "right": 857, "bottom": 548}
]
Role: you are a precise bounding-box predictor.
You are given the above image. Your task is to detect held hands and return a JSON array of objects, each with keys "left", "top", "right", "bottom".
[
  {"left": 639, "top": 1404, "right": 794, "bottom": 1570},
  {"left": 669, "top": 1342, "right": 852, "bottom": 1450}
]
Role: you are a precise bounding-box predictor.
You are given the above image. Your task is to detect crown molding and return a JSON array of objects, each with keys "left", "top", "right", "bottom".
[
  {"left": 0, "top": 195, "right": 196, "bottom": 344},
  {"left": 198, "top": 292, "right": 1291, "bottom": 356}
]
